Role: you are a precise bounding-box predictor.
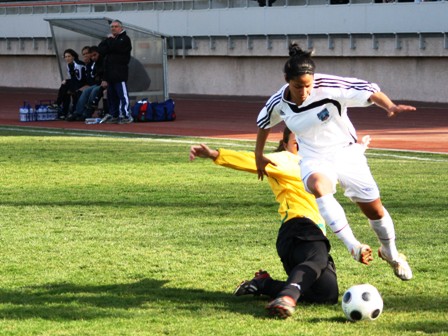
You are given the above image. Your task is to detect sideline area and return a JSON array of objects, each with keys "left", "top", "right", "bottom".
[{"left": 2, "top": 87, "right": 448, "bottom": 154}]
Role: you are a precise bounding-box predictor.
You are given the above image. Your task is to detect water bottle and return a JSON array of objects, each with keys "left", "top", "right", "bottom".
[
  {"left": 36, "top": 105, "right": 43, "bottom": 121},
  {"left": 42, "top": 105, "right": 49, "bottom": 121},
  {"left": 85, "top": 118, "right": 102, "bottom": 124},
  {"left": 19, "top": 102, "right": 28, "bottom": 122},
  {"left": 27, "top": 104, "right": 35, "bottom": 121}
]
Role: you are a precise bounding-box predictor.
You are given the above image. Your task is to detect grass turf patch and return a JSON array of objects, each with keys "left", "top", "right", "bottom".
[{"left": 0, "top": 129, "right": 446, "bottom": 335}]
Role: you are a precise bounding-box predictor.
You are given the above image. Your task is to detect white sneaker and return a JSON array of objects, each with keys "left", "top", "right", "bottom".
[
  {"left": 351, "top": 244, "right": 373, "bottom": 265},
  {"left": 378, "top": 247, "right": 413, "bottom": 281},
  {"left": 99, "top": 114, "right": 112, "bottom": 124},
  {"left": 118, "top": 115, "right": 133, "bottom": 124}
]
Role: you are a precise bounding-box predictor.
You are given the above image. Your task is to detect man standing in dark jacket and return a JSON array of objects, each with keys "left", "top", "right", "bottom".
[{"left": 99, "top": 19, "right": 133, "bottom": 124}]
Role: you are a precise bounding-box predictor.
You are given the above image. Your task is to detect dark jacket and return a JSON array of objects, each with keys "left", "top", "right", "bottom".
[
  {"left": 91, "top": 55, "right": 105, "bottom": 85},
  {"left": 84, "top": 61, "right": 96, "bottom": 86},
  {"left": 66, "top": 60, "right": 86, "bottom": 91},
  {"left": 98, "top": 30, "right": 132, "bottom": 83}
]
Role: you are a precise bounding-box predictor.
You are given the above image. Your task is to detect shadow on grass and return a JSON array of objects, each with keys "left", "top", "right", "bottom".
[
  {"left": 0, "top": 200, "right": 273, "bottom": 215},
  {"left": 0, "top": 278, "right": 269, "bottom": 320},
  {"left": 393, "top": 320, "right": 448, "bottom": 334},
  {"left": 1, "top": 279, "right": 446, "bottom": 325},
  {"left": 308, "top": 317, "right": 448, "bottom": 333}
]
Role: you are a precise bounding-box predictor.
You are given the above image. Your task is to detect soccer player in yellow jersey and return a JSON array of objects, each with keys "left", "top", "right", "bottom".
[{"left": 190, "top": 128, "right": 370, "bottom": 318}]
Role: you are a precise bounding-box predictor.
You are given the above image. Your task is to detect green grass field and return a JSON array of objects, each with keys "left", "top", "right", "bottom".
[{"left": 0, "top": 126, "right": 447, "bottom": 335}]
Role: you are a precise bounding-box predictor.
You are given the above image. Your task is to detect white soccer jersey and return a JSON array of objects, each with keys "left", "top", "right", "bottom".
[{"left": 257, "top": 73, "right": 380, "bottom": 158}]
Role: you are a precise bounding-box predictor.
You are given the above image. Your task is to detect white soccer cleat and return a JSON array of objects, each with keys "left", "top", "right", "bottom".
[
  {"left": 351, "top": 244, "right": 373, "bottom": 265},
  {"left": 378, "top": 247, "right": 413, "bottom": 281}
]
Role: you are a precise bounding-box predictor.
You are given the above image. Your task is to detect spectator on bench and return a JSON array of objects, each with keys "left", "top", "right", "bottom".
[
  {"left": 53, "top": 48, "right": 86, "bottom": 120},
  {"left": 69, "top": 46, "right": 105, "bottom": 121}
]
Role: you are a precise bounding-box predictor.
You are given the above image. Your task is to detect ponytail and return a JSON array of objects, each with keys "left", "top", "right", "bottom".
[{"left": 283, "top": 42, "right": 315, "bottom": 81}]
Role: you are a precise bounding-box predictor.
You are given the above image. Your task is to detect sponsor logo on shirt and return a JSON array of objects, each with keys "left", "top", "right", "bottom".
[
  {"left": 362, "top": 187, "right": 374, "bottom": 192},
  {"left": 317, "top": 108, "right": 330, "bottom": 122}
]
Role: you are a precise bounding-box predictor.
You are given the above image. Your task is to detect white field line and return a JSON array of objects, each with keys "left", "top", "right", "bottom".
[
  {"left": 366, "top": 152, "right": 448, "bottom": 162},
  {"left": 1, "top": 126, "right": 447, "bottom": 162},
  {"left": 0, "top": 126, "right": 256, "bottom": 148}
]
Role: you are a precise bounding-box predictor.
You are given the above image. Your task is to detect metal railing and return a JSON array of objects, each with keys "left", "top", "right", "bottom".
[{"left": 1, "top": 0, "right": 445, "bottom": 15}]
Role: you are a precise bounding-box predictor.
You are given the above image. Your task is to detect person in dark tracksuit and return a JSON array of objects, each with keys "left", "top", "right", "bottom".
[
  {"left": 98, "top": 19, "right": 133, "bottom": 124},
  {"left": 70, "top": 46, "right": 106, "bottom": 121},
  {"left": 54, "top": 48, "right": 86, "bottom": 119}
]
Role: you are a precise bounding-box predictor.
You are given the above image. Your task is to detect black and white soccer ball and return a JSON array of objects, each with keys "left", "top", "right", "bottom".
[{"left": 342, "top": 284, "right": 383, "bottom": 322}]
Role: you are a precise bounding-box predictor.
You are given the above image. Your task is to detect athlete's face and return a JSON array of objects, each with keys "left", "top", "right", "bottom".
[
  {"left": 91, "top": 51, "right": 100, "bottom": 62},
  {"left": 82, "top": 49, "right": 91, "bottom": 64},
  {"left": 288, "top": 74, "right": 314, "bottom": 105},
  {"left": 284, "top": 132, "right": 298, "bottom": 155},
  {"left": 64, "top": 53, "right": 74, "bottom": 64}
]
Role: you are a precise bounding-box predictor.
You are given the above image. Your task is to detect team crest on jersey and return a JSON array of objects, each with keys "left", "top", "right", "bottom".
[{"left": 317, "top": 109, "right": 330, "bottom": 122}]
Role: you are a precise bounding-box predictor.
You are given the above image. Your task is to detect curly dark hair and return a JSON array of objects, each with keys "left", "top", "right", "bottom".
[
  {"left": 283, "top": 42, "right": 315, "bottom": 81},
  {"left": 63, "top": 48, "right": 80, "bottom": 62}
]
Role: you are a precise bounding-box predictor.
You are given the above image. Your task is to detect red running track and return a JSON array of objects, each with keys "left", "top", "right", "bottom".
[{"left": 2, "top": 87, "right": 448, "bottom": 154}]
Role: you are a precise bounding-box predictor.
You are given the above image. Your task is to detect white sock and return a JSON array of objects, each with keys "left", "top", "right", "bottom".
[
  {"left": 369, "top": 207, "right": 399, "bottom": 260},
  {"left": 316, "top": 194, "right": 360, "bottom": 253}
]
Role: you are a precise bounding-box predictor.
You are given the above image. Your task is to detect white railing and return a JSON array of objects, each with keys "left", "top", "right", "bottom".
[{"left": 1, "top": 0, "right": 446, "bottom": 15}]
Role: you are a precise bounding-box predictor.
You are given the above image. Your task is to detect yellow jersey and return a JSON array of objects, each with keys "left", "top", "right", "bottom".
[{"left": 214, "top": 148, "right": 326, "bottom": 235}]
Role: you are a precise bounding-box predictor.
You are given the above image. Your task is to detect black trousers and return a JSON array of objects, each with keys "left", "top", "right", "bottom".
[
  {"left": 260, "top": 218, "right": 339, "bottom": 304},
  {"left": 282, "top": 240, "right": 338, "bottom": 304},
  {"left": 56, "top": 80, "right": 80, "bottom": 116}
]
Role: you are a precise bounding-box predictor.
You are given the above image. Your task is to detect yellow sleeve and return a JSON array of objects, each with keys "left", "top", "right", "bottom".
[
  {"left": 214, "top": 148, "right": 295, "bottom": 179},
  {"left": 213, "top": 148, "right": 258, "bottom": 174}
]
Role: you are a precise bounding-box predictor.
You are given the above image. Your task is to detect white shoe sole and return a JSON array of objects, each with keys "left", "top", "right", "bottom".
[{"left": 378, "top": 248, "right": 413, "bottom": 281}]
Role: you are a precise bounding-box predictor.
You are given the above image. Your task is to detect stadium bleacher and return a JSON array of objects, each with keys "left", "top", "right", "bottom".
[{"left": 0, "top": 0, "right": 447, "bottom": 102}]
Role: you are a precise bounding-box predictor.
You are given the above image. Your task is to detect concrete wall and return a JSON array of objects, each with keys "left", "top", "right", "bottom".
[
  {"left": 169, "top": 56, "right": 448, "bottom": 102},
  {"left": 2, "top": 53, "right": 447, "bottom": 103},
  {"left": 1, "top": 1, "right": 447, "bottom": 102},
  {"left": 0, "top": 55, "right": 60, "bottom": 88}
]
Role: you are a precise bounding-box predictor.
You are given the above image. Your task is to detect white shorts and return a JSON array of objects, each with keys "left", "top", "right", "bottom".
[{"left": 300, "top": 144, "right": 380, "bottom": 203}]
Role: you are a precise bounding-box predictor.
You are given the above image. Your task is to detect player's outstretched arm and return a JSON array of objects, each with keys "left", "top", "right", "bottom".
[
  {"left": 189, "top": 144, "right": 218, "bottom": 161},
  {"left": 255, "top": 128, "right": 276, "bottom": 180},
  {"left": 190, "top": 145, "right": 275, "bottom": 176},
  {"left": 369, "top": 91, "right": 416, "bottom": 118}
]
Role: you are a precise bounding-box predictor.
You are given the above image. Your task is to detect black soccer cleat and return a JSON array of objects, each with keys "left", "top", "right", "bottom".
[{"left": 233, "top": 269, "right": 271, "bottom": 296}]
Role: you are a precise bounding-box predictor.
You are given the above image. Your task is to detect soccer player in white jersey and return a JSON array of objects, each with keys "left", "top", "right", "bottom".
[{"left": 255, "top": 42, "right": 415, "bottom": 281}]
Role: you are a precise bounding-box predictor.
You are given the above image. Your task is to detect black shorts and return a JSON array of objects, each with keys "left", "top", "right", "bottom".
[
  {"left": 276, "top": 217, "right": 338, "bottom": 304},
  {"left": 276, "top": 217, "right": 330, "bottom": 260}
]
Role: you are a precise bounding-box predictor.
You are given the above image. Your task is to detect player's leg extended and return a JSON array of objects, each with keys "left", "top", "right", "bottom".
[
  {"left": 339, "top": 145, "right": 412, "bottom": 281},
  {"left": 265, "top": 240, "right": 333, "bottom": 318},
  {"left": 277, "top": 240, "right": 330, "bottom": 303},
  {"left": 357, "top": 200, "right": 412, "bottom": 281},
  {"left": 305, "top": 171, "right": 372, "bottom": 265},
  {"left": 300, "top": 256, "right": 339, "bottom": 304}
]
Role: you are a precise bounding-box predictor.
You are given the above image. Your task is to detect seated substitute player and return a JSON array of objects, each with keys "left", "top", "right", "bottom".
[
  {"left": 53, "top": 48, "right": 86, "bottom": 119},
  {"left": 190, "top": 127, "right": 371, "bottom": 319},
  {"left": 70, "top": 46, "right": 105, "bottom": 121}
]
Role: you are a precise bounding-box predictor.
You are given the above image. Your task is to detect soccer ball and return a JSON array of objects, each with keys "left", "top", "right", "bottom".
[{"left": 341, "top": 284, "right": 383, "bottom": 322}]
